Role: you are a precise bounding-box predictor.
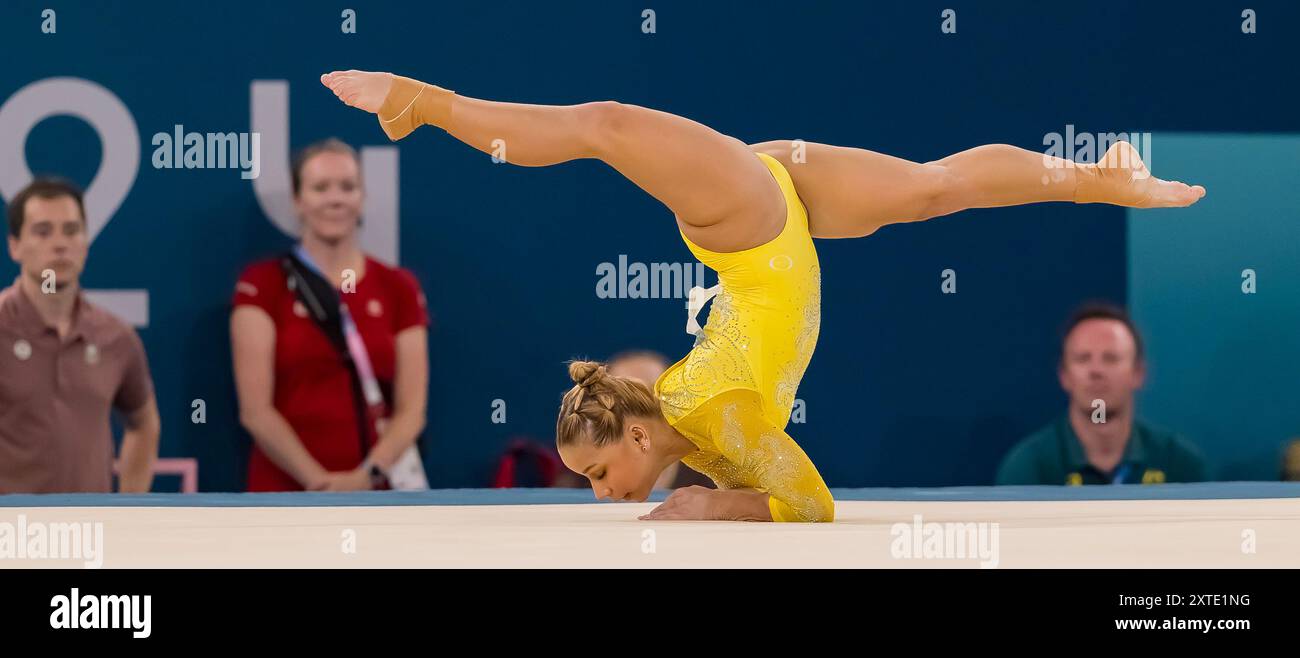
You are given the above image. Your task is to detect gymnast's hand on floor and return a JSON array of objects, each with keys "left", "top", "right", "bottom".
[
  {"left": 1076, "top": 141, "right": 1207, "bottom": 208},
  {"left": 638, "top": 486, "right": 721, "bottom": 521},
  {"left": 320, "top": 70, "right": 393, "bottom": 114},
  {"left": 637, "top": 486, "right": 775, "bottom": 521}
]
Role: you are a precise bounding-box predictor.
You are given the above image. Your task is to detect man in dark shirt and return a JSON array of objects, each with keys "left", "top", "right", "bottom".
[{"left": 997, "top": 303, "right": 1208, "bottom": 486}]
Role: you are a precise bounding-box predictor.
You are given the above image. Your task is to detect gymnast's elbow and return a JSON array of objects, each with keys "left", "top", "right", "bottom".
[
  {"left": 777, "top": 492, "right": 836, "bottom": 523},
  {"left": 809, "top": 493, "right": 837, "bottom": 523}
]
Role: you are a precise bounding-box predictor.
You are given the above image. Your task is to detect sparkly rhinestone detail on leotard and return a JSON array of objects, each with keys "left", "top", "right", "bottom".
[{"left": 680, "top": 399, "right": 830, "bottom": 522}]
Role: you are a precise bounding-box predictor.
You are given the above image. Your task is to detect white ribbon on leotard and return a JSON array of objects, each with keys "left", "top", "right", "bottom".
[{"left": 685, "top": 284, "right": 722, "bottom": 336}]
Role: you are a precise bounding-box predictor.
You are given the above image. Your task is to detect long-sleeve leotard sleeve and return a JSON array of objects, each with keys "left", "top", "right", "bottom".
[{"left": 677, "top": 389, "right": 835, "bottom": 522}]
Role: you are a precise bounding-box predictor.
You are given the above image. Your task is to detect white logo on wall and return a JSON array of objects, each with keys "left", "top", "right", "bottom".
[
  {"left": 0, "top": 78, "right": 147, "bottom": 327},
  {"left": 250, "top": 80, "right": 400, "bottom": 264},
  {"left": 0, "top": 77, "right": 405, "bottom": 329}
]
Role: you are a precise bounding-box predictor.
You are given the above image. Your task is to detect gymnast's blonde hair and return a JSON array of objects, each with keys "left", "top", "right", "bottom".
[{"left": 556, "top": 360, "right": 661, "bottom": 449}]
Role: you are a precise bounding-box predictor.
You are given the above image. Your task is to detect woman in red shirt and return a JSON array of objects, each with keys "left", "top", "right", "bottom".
[{"left": 231, "top": 138, "right": 429, "bottom": 491}]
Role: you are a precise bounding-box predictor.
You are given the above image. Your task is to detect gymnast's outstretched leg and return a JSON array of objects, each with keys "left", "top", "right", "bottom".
[
  {"left": 750, "top": 139, "right": 1206, "bottom": 239},
  {"left": 320, "top": 70, "right": 785, "bottom": 251}
]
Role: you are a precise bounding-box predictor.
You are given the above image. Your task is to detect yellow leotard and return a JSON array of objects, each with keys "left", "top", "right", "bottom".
[{"left": 653, "top": 152, "right": 834, "bottom": 522}]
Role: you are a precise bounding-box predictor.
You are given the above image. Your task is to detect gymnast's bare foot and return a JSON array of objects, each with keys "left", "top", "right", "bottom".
[
  {"left": 320, "top": 70, "right": 393, "bottom": 114},
  {"left": 322, "top": 69, "right": 446, "bottom": 141},
  {"left": 1076, "top": 141, "right": 1207, "bottom": 208}
]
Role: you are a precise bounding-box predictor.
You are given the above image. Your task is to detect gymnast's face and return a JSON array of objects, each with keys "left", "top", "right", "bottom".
[
  {"left": 8, "top": 195, "right": 87, "bottom": 291},
  {"left": 294, "top": 151, "right": 363, "bottom": 243},
  {"left": 1059, "top": 318, "right": 1146, "bottom": 416},
  {"left": 559, "top": 420, "right": 659, "bottom": 503}
]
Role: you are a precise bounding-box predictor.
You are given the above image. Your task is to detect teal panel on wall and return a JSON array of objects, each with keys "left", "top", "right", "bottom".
[{"left": 1129, "top": 134, "right": 1300, "bottom": 480}]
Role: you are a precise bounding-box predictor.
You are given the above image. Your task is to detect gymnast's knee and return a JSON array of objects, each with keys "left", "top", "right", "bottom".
[
  {"left": 914, "top": 160, "right": 963, "bottom": 221},
  {"left": 748, "top": 140, "right": 795, "bottom": 162},
  {"left": 577, "top": 100, "right": 634, "bottom": 156}
]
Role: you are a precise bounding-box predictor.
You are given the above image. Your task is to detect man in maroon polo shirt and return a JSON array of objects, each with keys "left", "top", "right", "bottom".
[{"left": 0, "top": 177, "right": 160, "bottom": 493}]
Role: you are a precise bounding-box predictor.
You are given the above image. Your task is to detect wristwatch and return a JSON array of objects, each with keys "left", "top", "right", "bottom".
[{"left": 365, "top": 460, "right": 389, "bottom": 489}]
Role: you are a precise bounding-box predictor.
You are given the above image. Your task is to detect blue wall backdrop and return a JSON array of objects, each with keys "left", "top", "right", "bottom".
[{"left": 1, "top": 1, "right": 1296, "bottom": 490}]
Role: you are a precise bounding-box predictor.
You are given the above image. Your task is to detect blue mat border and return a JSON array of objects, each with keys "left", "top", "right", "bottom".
[{"left": 0, "top": 482, "right": 1297, "bottom": 507}]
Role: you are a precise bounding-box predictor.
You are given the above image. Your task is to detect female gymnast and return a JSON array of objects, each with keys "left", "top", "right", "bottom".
[{"left": 320, "top": 70, "right": 1205, "bottom": 522}]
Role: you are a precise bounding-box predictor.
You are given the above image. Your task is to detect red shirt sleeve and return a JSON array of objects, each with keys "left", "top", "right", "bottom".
[
  {"left": 233, "top": 260, "right": 283, "bottom": 316},
  {"left": 391, "top": 267, "right": 430, "bottom": 333}
]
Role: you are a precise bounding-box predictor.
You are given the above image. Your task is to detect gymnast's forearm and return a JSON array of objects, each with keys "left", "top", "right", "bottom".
[{"left": 717, "top": 488, "right": 775, "bottom": 522}]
